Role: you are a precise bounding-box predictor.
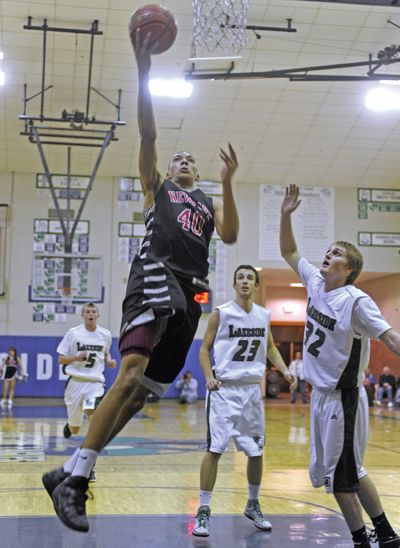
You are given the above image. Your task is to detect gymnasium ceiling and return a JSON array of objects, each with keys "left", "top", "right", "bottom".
[{"left": 1, "top": 0, "right": 400, "bottom": 190}]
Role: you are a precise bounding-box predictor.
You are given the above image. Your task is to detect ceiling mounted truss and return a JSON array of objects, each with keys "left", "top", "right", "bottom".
[
  {"left": 185, "top": 45, "right": 400, "bottom": 82},
  {"left": 19, "top": 17, "right": 126, "bottom": 257}
]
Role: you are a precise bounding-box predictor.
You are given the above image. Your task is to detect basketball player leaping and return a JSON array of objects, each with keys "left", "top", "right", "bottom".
[
  {"left": 280, "top": 184, "right": 400, "bottom": 548},
  {"left": 42, "top": 30, "right": 239, "bottom": 532}
]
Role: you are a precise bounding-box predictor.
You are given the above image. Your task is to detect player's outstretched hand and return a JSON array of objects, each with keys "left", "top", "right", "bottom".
[
  {"left": 281, "top": 184, "right": 301, "bottom": 215},
  {"left": 206, "top": 378, "right": 222, "bottom": 392},
  {"left": 133, "top": 29, "right": 158, "bottom": 72},
  {"left": 108, "top": 359, "right": 117, "bottom": 369},
  {"left": 219, "top": 143, "right": 238, "bottom": 184}
]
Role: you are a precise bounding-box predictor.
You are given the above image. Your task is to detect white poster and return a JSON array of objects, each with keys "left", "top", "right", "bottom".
[{"left": 259, "top": 185, "right": 335, "bottom": 261}]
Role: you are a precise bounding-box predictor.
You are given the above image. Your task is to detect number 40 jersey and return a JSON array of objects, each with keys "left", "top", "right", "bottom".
[
  {"left": 57, "top": 324, "right": 112, "bottom": 382},
  {"left": 213, "top": 301, "right": 270, "bottom": 383}
]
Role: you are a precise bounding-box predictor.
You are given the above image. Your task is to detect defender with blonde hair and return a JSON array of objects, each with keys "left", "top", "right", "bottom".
[{"left": 280, "top": 184, "right": 400, "bottom": 548}]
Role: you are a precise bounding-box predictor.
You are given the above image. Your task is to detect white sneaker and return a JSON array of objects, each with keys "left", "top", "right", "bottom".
[
  {"left": 388, "top": 402, "right": 394, "bottom": 409},
  {"left": 244, "top": 500, "right": 272, "bottom": 531},
  {"left": 0, "top": 399, "right": 6, "bottom": 408},
  {"left": 192, "top": 505, "right": 210, "bottom": 537},
  {"left": 374, "top": 400, "right": 382, "bottom": 406},
  {"left": 7, "top": 400, "right": 13, "bottom": 408}
]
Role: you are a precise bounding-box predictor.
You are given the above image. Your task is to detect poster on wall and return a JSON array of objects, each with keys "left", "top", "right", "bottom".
[
  {"left": 117, "top": 222, "right": 144, "bottom": 263},
  {"left": 357, "top": 187, "right": 400, "bottom": 220},
  {"left": 118, "top": 177, "right": 141, "bottom": 209},
  {"left": 358, "top": 232, "right": 400, "bottom": 247},
  {"left": 259, "top": 185, "right": 335, "bottom": 262}
]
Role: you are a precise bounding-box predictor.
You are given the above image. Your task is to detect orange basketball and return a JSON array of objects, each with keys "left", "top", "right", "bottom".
[{"left": 128, "top": 4, "right": 177, "bottom": 54}]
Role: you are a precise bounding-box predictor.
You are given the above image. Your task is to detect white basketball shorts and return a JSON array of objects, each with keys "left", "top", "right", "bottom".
[
  {"left": 64, "top": 377, "right": 105, "bottom": 427},
  {"left": 206, "top": 382, "right": 265, "bottom": 457},
  {"left": 309, "top": 386, "right": 368, "bottom": 494}
]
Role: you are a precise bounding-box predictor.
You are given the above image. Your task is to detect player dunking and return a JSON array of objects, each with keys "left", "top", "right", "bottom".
[
  {"left": 42, "top": 30, "right": 239, "bottom": 532},
  {"left": 280, "top": 184, "right": 400, "bottom": 548}
]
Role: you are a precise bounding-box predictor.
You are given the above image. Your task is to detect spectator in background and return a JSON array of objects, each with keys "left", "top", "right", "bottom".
[
  {"left": 289, "top": 350, "right": 307, "bottom": 404},
  {"left": 363, "top": 368, "right": 376, "bottom": 407},
  {"left": 0, "top": 346, "right": 22, "bottom": 408},
  {"left": 375, "top": 366, "right": 396, "bottom": 408},
  {"left": 175, "top": 370, "right": 198, "bottom": 404},
  {"left": 395, "top": 376, "right": 400, "bottom": 407}
]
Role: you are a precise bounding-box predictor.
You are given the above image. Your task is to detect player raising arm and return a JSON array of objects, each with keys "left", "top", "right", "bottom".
[
  {"left": 280, "top": 183, "right": 400, "bottom": 548},
  {"left": 42, "top": 28, "right": 239, "bottom": 534}
]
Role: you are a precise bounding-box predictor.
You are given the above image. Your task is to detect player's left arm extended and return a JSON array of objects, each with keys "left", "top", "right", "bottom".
[
  {"left": 213, "top": 144, "right": 239, "bottom": 244},
  {"left": 379, "top": 328, "right": 400, "bottom": 356},
  {"left": 267, "top": 328, "right": 297, "bottom": 390}
]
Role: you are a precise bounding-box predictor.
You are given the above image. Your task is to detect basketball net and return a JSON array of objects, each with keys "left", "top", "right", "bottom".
[
  {"left": 192, "top": 0, "right": 249, "bottom": 53},
  {"left": 58, "top": 287, "right": 76, "bottom": 307}
]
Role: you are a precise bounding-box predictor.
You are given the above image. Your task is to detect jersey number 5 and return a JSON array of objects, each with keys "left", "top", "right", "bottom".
[
  {"left": 84, "top": 353, "right": 96, "bottom": 368},
  {"left": 304, "top": 321, "right": 326, "bottom": 357},
  {"left": 232, "top": 339, "right": 261, "bottom": 362}
]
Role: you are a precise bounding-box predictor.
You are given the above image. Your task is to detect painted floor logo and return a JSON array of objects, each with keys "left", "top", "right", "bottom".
[{"left": 45, "top": 436, "right": 207, "bottom": 456}]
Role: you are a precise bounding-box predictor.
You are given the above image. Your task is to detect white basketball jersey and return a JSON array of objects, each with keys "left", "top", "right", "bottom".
[
  {"left": 213, "top": 301, "right": 270, "bottom": 383},
  {"left": 298, "top": 258, "right": 390, "bottom": 390},
  {"left": 57, "top": 324, "right": 112, "bottom": 382}
]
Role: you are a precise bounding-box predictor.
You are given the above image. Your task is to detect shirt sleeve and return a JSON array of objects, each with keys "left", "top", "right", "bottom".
[
  {"left": 297, "top": 257, "right": 320, "bottom": 288},
  {"left": 56, "top": 330, "right": 72, "bottom": 356},
  {"left": 351, "top": 297, "right": 391, "bottom": 339},
  {"left": 104, "top": 329, "right": 112, "bottom": 353}
]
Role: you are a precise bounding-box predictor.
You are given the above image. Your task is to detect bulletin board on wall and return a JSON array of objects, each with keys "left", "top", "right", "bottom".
[
  {"left": 259, "top": 185, "right": 335, "bottom": 262},
  {"left": 0, "top": 204, "right": 8, "bottom": 296}
]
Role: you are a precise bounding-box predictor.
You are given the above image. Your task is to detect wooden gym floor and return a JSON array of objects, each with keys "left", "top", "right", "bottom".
[{"left": 0, "top": 396, "right": 399, "bottom": 548}]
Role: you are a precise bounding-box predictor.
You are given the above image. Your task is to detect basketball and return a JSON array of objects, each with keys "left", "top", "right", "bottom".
[{"left": 128, "top": 4, "right": 177, "bottom": 54}]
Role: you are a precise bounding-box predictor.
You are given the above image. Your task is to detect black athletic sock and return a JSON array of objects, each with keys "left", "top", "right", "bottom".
[
  {"left": 351, "top": 526, "right": 369, "bottom": 544},
  {"left": 371, "top": 512, "right": 396, "bottom": 538}
]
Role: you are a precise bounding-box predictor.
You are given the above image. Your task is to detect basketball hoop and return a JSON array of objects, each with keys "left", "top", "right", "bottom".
[
  {"left": 58, "top": 287, "right": 76, "bottom": 307},
  {"left": 192, "top": 0, "right": 249, "bottom": 53}
]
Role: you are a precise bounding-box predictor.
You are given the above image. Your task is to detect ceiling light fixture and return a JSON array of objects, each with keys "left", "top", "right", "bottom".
[
  {"left": 290, "top": 282, "right": 304, "bottom": 287},
  {"left": 0, "top": 52, "right": 4, "bottom": 86},
  {"left": 149, "top": 78, "right": 193, "bottom": 98},
  {"left": 379, "top": 80, "right": 400, "bottom": 86},
  {"left": 365, "top": 86, "right": 400, "bottom": 111}
]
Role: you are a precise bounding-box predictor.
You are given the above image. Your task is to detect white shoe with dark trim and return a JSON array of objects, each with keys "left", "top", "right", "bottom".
[
  {"left": 244, "top": 500, "right": 272, "bottom": 531},
  {"left": 192, "top": 505, "right": 210, "bottom": 537}
]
